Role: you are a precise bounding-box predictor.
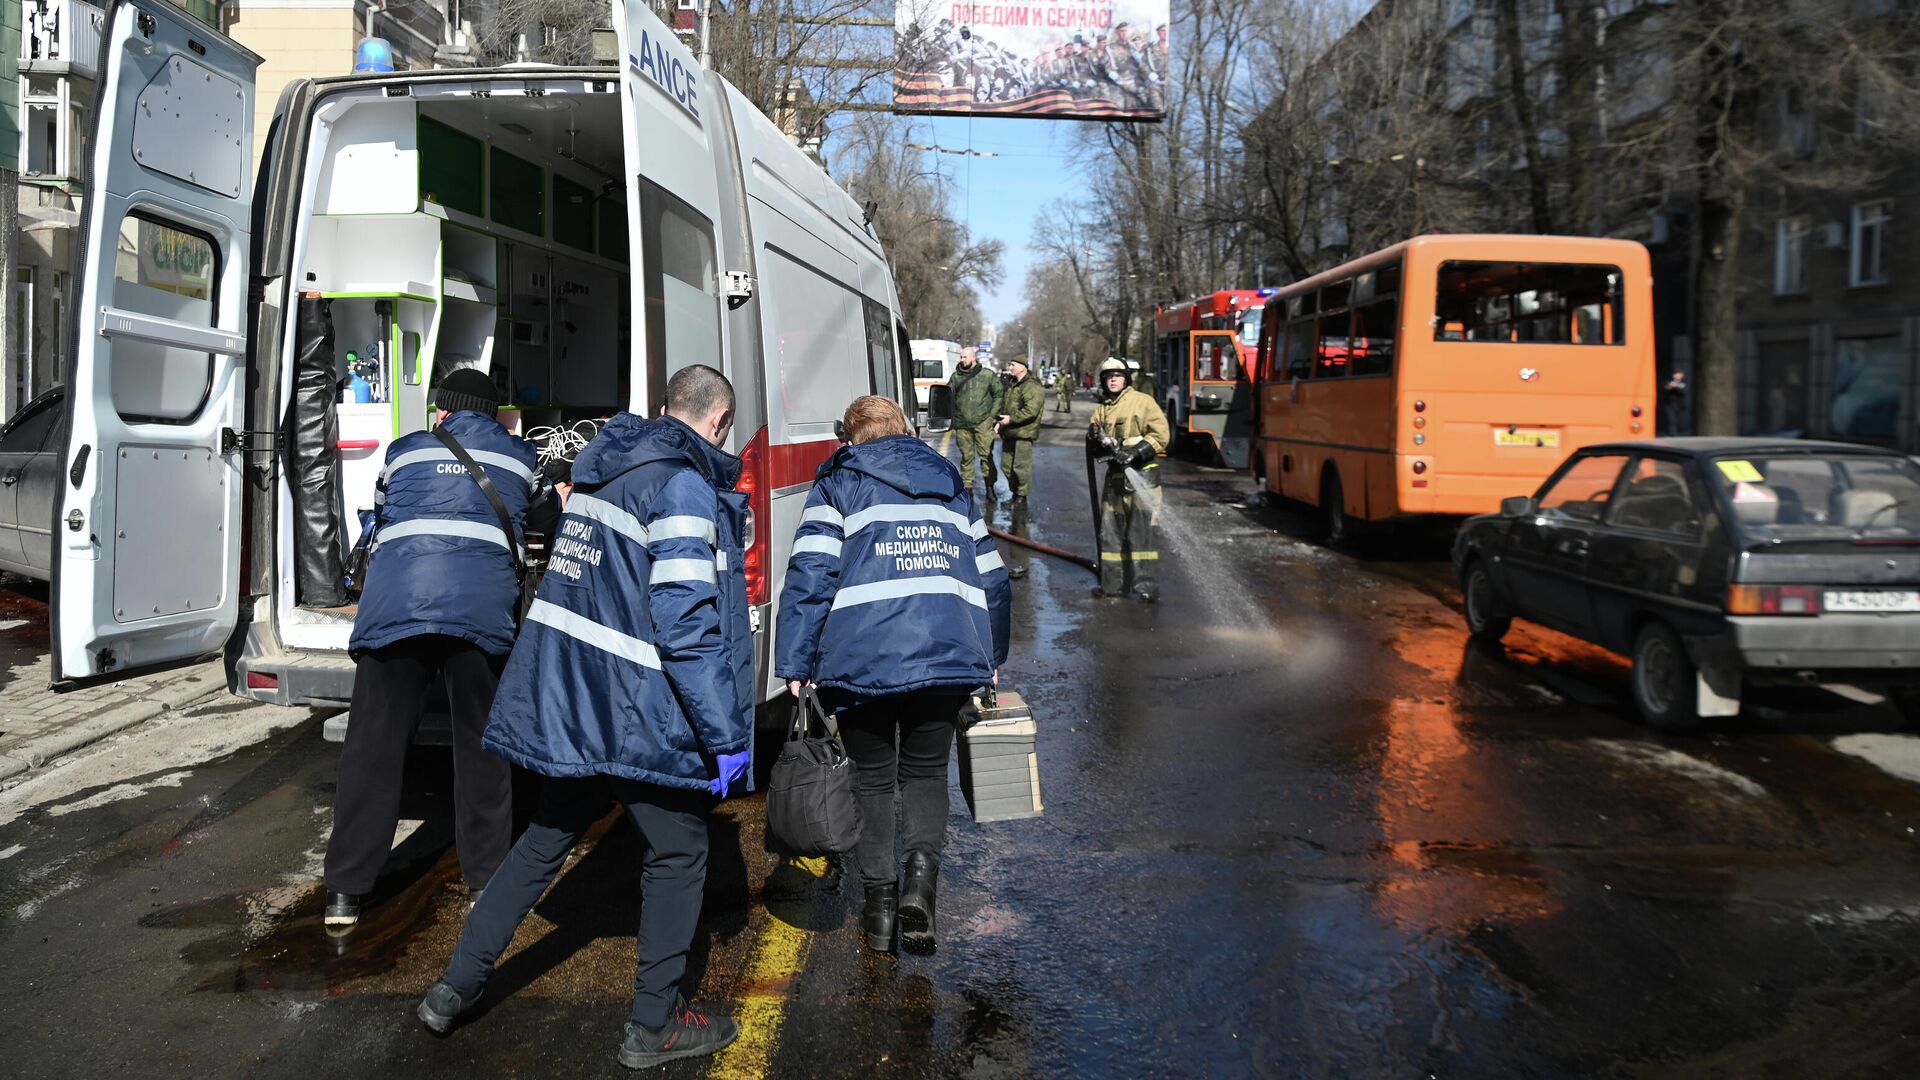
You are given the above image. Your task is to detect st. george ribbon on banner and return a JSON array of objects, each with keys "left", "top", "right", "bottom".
[{"left": 894, "top": 0, "right": 1169, "bottom": 121}]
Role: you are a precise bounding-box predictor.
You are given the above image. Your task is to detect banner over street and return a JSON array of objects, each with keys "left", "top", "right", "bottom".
[{"left": 894, "top": 0, "right": 1169, "bottom": 121}]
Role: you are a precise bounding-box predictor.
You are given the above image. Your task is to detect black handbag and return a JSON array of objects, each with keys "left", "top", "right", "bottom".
[
  {"left": 765, "top": 687, "right": 863, "bottom": 856},
  {"left": 433, "top": 426, "right": 535, "bottom": 625}
]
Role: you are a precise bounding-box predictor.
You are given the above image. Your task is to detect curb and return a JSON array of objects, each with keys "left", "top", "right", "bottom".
[{"left": 0, "top": 662, "right": 228, "bottom": 784}]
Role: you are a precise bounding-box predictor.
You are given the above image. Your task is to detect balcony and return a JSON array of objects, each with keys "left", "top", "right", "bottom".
[{"left": 21, "top": 0, "right": 106, "bottom": 79}]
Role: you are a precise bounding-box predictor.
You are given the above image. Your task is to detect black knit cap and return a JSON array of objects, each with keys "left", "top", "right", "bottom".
[{"left": 433, "top": 367, "right": 501, "bottom": 415}]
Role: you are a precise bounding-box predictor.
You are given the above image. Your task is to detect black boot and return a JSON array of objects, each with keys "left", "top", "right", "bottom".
[
  {"left": 862, "top": 883, "right": 898, "bottom": 954},
  {"left": 898, "top": 852, "right": 939, "bottom": 955}
]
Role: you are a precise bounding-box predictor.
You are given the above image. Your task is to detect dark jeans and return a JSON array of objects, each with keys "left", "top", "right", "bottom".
[
  {"left": 839, "top": 693, "right": 966, "bottom": 889},
  {"left": 325, "top": 635, "right": 511, "bottom": 895},
  {"left": 440, "top": 775, "right": 712, "bottom": 1030}
]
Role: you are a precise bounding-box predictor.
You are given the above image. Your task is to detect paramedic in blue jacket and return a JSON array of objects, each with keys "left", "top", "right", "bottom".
[
  {"left": 324, "top": 367, "right": 557, "bottom": 929},
  {"left": 416, "top": 365, "right": 752, "bottom": 1070},
  {"left": 775, "top": 395, "right": 1011, "bottom": 956}
]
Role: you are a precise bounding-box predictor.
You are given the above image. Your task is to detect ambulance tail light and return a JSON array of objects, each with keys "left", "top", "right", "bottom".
[{"left": 738, "top": 426, "right": 771, "bottom": 607}]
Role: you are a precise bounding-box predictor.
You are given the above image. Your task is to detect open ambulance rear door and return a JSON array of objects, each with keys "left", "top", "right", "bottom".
[
  {"left": 611, "top": 0, "right": 731, "bottom": 414},
  {"left": 52, "top": 1, "right": 259, "bottom": 681}
]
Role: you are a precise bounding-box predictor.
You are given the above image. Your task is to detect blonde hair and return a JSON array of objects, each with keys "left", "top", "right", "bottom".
[{"left": 842, "top": 395, "right": 909, "bottom": 445}]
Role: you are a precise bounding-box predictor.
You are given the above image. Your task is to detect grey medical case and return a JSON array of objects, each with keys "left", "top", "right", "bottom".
[{"left": 957, "top": 691, "right": 1043, "bottom": 823}]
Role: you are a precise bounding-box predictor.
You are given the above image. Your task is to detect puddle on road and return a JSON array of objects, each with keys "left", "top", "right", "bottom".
[
  {"left": 144, "top": 853, "right": 462, "bottom": 994},
  {"left": 0, "top": 579, "right": 49, "bottom": 695}
]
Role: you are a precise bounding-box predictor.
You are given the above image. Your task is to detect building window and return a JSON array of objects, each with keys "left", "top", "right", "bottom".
[
  {"left": 1850, "top": 200, "right": 1891, "bottom": 287},
  {"left": 1777, "top": 87, "right": 1815, "bottom": 156},
  {"left": 1830, "top": 335, "right": 1902, "bottom": 441},
  {"left": 13, "top": 269, "right": 34, "bottom": 413},
  {"left": 25, "top": 102, "right": 58, "bottom": 176},
  {"left": 1749, "top": 339, "right": 1810, "bottom": 437},
  {"left": 1774, "top": 217, "right": 1809, "bottom": 295}
]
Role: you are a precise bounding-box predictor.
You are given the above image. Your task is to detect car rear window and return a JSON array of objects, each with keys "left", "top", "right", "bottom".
[{"left": 1707, "top": 453, "right": 1920, "bottom": 542}]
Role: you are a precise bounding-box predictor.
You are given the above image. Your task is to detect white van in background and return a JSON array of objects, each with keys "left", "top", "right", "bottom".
[
  {"left": 50, "top": 0, "right": 915, "bottom": 710},
  {"left": 909, "top": 339, "right": 962, "bottom": 412}
]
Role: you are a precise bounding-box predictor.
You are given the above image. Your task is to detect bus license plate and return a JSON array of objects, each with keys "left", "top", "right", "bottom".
[
  {"left": 1826, "top": 590, "right": 1920, "bottom": 613},
  {"left": 1493, "top": 428, "right": 1560, "bottom": 448}
]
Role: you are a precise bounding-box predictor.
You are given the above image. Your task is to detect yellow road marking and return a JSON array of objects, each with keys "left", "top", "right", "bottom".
[
  {"left": 937, "top": 429, "right": 953, "bottom": 455},
  {"left": 707, "top": 855, "right": 829, "bottom": 1079}
]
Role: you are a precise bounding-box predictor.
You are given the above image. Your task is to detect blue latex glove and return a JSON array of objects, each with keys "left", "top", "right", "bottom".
[{"left": 709, "top": 750, "right": 751, "bottom": 798}]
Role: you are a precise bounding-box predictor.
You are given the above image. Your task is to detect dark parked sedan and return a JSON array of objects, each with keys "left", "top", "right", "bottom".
[
  {"left": 0, "top": 387, "right": 64, "bottom": 581},
  {"left": 1454, "top": 438, "right": 1920, "bottom": 729}
]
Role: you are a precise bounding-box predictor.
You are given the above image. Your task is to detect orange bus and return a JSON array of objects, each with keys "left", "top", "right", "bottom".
[{"left": 1252, "top": 235, "right": 1655, "bottom": 536}]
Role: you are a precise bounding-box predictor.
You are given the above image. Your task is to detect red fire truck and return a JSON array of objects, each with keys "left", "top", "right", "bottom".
[{"left": 1150, "top": 289, "right": 1271, "bottom": 467}]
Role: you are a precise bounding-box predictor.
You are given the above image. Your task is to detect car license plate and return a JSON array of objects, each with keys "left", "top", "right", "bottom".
[
  {"left": 1826, "top": 590, "right": 1920, "bottom": 613},
  {"left": 1493, "top": 427, "right": 1560, "bottom": 448}
]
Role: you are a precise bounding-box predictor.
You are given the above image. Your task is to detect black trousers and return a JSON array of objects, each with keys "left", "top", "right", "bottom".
[
  {"left": 1097, "top": 466, "right": 1160, "bottom": 596},
  {"left": 441, "top": 776, "right": 711, "bottom": 1029},
  {"left": 839, "top": 693, "right": 966, "bottom": 889},
  {"left": 324, "top": 635, "right": 512, "bottom": 896}
]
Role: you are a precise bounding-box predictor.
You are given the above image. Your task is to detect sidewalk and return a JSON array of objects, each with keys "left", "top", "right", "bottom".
[{"left": 0, "top": 657, "right": 227, "bottom": 783}]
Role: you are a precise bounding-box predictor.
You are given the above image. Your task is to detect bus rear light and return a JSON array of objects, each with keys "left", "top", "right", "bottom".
[
  {"left": 1412, "top": 460, "right": 1428, "bottom": 474},
  {"left": 1727, "top": 584, "right": 1822, "bottom": 615},
  {"left": 1631, "top": 422, "right": 1643, "bottom": 433},
  {"left": 1412, "top": 416, "right": 1426, "bottom": 428},
  {"left": 1413, "top": 433, "right": 1425, "bottom": 445},
  {"left": 1413, "top": 400, "right": 1426, "bottom": 412},
  {"left": 1631, "top": 405, "right": 1643, "bottom": 417}
]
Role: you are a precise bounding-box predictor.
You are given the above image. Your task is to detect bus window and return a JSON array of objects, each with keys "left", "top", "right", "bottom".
[
  {"left": 1320, "top": 279, "right": 1351, "bottom": 311},
  {"left": 1350, "top": 298, "right": 1398, "bottom": 377},
  {"left": 1376, "top": 262, "right": 1402, "bottom": 297},
  {"left": 1315, "top": 311, "right": 1350, "bottom": 378},
  {"left": 1284, "top": 318, "right": 1314, "bottom": 380},
  {"left": 1434, "top": 261, "right": 1625, "bottom": 345}
]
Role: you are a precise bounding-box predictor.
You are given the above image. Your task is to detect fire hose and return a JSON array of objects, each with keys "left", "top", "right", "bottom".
[{"left": 986, "top": 526, "right": 1098, "bottom": 574}]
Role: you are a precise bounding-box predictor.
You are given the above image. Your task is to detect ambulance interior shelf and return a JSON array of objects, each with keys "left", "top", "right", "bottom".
[{"left": 286, "top": 88, "right": 629, "bottom": 621}]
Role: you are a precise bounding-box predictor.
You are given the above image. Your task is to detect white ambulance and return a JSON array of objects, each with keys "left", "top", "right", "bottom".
[
  {"left": 50, "top": 0, "right": 916, "bottom": 711},
  {"left": 908, "top": 338, "right": 962, "bottom": 413}
]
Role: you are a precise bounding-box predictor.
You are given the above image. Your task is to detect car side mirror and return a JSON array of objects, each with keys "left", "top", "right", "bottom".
[
  {"left": 1501, "top": 495, "right": 1534, "bottom": 518},
  {"left": 925, "top": 384, "right": 954, "bottom": 433}
]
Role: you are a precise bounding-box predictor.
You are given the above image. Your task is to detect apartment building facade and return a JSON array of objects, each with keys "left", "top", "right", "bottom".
[
  {"left": 1741, "top": 157, "right": 1918, "bottom": 452},
  {"left": 6, "top": 0, "right": 480, "bottom": 419}
]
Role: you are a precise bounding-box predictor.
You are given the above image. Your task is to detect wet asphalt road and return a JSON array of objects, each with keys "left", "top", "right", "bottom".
[{"left": 6, "top": 410, "right": 1920, "bottom": 1077}]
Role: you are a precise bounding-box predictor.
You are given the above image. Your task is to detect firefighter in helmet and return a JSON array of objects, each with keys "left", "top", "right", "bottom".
[{"left": 1088, "top": 357, "right": 1171, "bottom": 602}]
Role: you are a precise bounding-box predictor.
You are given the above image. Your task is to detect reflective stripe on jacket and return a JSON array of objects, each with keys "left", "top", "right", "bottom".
[
  {"left": 483, "top": 414, "right": 753, "bottom": 790},
  {"left": 349, "top": 410, "right": 546, "bottom": 658},
  {"left": 775, "top": 434, "right": 1010, "bottom": 701}
]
